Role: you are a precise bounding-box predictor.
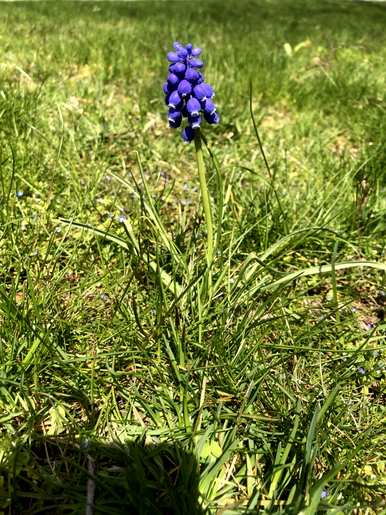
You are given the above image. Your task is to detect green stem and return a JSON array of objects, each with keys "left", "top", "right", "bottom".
[{"left": 194, "top": 129, "right": 214, "bottom": 267}]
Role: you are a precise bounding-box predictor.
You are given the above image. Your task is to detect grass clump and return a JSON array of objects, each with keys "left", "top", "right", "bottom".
[{"left": 0, "top": 1, "right": 385, "bottom": 513}]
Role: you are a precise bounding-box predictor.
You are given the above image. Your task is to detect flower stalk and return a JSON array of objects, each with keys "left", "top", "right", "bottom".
[
  {"left": 194, "top": 128, "right": 214, "bottom": 270},
  {"left": 164, "top": 41, "right": 219, "bottom": 292}
]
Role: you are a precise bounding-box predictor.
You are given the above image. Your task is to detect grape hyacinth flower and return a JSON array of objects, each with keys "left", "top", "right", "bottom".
[
  {"left": 164, "top": 41, "right": 219, "bottom": 142},
  {"left": 163, "top": 42, "right": 219, "bottom": 297}
]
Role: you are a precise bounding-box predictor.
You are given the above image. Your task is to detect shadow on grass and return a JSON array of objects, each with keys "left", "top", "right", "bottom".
[{"left": 2, "top": 436, "right": 204, "bottom": 514}]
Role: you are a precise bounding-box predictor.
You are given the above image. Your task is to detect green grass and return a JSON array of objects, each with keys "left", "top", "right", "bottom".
[{"left": 0, "top": 0, "right": 386, "bottom": 513}]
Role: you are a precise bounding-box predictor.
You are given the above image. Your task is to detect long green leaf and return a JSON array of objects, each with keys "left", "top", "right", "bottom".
[
  {"left": 264, "top": 261, "right": 386, "bottom": 290},
  {"left": 58, "top": 218, "right": 130, "bottom": 250}
]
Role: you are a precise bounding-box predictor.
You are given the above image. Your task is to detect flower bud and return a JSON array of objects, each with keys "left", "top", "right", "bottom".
[
  {"left": 184, "top": 68, "right": 200, "bottom": 83},
  {"left": 177, "top": 47, "right": 188, "bottom": 59},
  {"left": 188, "top": 114, "right": 201, "bottom": 129},
  {"left": 189, "top": 59, "right": 203, "bottom": 68},
  {"left": 163, "top": 82, "right": 171, "bottom": 95},
  {"left": 177, "top": 79, "right": 192, "bottom": 98},
  {"left": 204, "top": 111, "right": 220, "bottom": 124},
  {"left": 201, "top": 83, "right": 213, "bottom": 98},
  {"left": 186, "top": 97, "right": 201, "bottom": 117},
  {"left": 169, "top": 62, "right": 186, "bottom": 76},
  {"left": 203, "top": 99, "right": 216, "bottom": 115},
  {"left": 181, "top": 126, "right": 195, "bottom": 142},
  {"left": 167, "top": 73, "right": 180, "bottom": 88},
  {"left": 191, "top": 47, "right": 202, "bottom": 56},
  {"left": 168, "top": 109, "right": 182, "bottom": 128},
  {"left": 167, "top": 52, "right": 180, "bottom": 63},
  {"left": 168, "top": 90, "right": 182, "bottom": 109},
  {"left": 193, "top": 84, "right": 206, "bottom": 101}
]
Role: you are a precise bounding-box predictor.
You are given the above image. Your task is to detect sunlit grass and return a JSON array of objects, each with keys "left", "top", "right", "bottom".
[{"left": 0, "top": 1, "right": 385, "bottom": 513}]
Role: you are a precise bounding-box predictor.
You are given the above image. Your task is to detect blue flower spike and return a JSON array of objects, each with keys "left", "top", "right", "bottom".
[{"left": 163, "top": 42, "right": 219, "bottom": 142}]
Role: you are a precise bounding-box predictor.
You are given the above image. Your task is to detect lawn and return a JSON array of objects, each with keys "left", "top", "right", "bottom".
[{"left": 0, "top": 0, "right": 385, "bottom": 513}]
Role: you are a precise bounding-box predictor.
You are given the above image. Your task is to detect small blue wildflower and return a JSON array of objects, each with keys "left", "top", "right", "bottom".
[
  {"left": 164, "top": 41, "right": 219, "bottom": 142},
  {"left": 320, "top": 488, "right": 328, "bottom": 500},
  {"left": 357, "top": 366, "right": 366, "bottom": 375},
  {"left": 118, "top": 214, "right": 127, "bottom": 223},
  {"left": 16, "top": 190, "right": 24, "bottom": 198}
]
